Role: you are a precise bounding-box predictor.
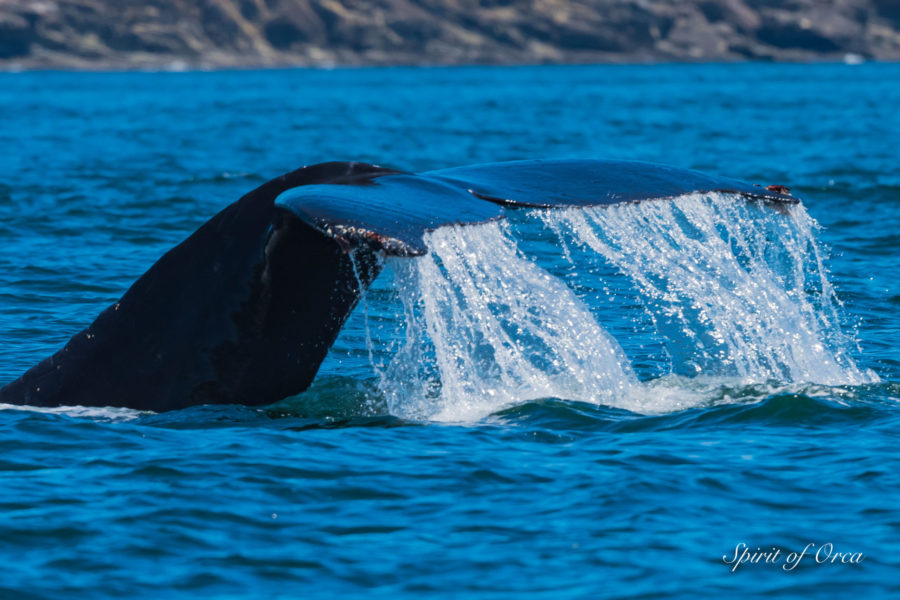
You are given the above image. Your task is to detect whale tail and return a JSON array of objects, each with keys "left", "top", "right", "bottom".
[{"left": 0, "top": 160, "right": 794, "bottom": 412}]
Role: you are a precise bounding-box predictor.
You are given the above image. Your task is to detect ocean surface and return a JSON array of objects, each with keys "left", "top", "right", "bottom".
[{"left": 1, "top": 63, "right": 898, "bottom": 598}]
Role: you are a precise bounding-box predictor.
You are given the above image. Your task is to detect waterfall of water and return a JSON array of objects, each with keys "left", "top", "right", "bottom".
[
  {"left": 544, "top": 193, "right": 876, "bottom": 386},
  {"left": 325, "top": 193, "right": 876, "bottom": 421},
  {"left": 379, "top": 220, "right": 636, "bottom": 421}
]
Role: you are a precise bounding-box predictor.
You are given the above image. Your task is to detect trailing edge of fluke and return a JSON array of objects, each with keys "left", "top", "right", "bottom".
[{"left": 0, "top": 159, "right": 795, "bottom": 412}]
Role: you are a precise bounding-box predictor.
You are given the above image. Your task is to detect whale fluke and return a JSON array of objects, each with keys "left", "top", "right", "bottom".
[
  {"left": 429, "top": 159, "right": 794, "bottom": 207},
  {"left": 276, "top": 159, "right": 794, "bottom": 256},
  {"left": 0, "top": 159, "right": 796, "bottom": 412}
]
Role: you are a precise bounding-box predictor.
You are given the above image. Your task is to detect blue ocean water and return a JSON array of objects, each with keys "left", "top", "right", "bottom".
[{"left": 1, "top": 63, "right": 899, "bottom": 598}]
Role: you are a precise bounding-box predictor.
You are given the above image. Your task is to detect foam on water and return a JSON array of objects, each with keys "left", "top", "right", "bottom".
[
  {"left": 0, "top": 402, "right": 146, "bottom": 422},
  {"left": 371, "top": 193, "right": 876, "bottom": 421}
]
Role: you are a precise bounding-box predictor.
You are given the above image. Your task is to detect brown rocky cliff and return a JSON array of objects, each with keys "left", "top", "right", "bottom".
[{"left": 2, "top": 0, "right": 900, "bottom": 68}]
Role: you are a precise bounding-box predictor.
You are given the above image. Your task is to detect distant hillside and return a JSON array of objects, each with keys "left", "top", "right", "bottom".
[{"left": 2, "top": 0, "right": 900, "bottom": 69}]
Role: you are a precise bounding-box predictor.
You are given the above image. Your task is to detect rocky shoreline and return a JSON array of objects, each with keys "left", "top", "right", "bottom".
[{"left": 2, "top": 0, "right": 900, "bottom": 70}]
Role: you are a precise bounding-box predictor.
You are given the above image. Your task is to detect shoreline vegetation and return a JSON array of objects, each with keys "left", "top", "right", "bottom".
[{"left": 2, "top": 0, "right": 899, "bottom": 71}]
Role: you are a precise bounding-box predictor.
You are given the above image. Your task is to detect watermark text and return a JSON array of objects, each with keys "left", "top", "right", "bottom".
[{"left": 723, "top": 543, "right": 864, "bottom": 572}]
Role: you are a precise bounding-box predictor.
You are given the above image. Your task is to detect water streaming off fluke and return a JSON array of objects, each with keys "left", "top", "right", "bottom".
[
  {"left": 544, "top": 194, "right": 877, "bottom": 386},
  {"left": 325, "top": 192, "right": 878, "bottom": 421},
  {"left": 379, "top": 221, "right": 636, "bottom": 421}
]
